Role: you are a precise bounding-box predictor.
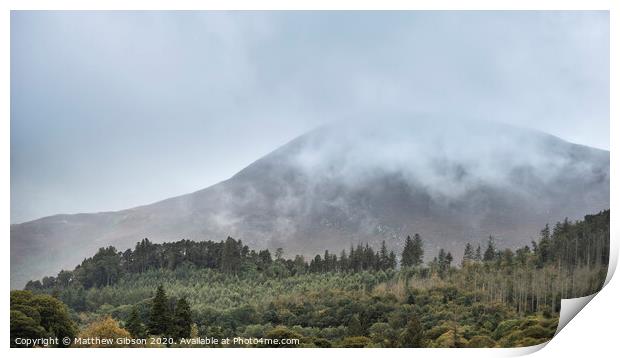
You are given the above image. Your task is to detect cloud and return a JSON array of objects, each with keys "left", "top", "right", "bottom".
[
  {"left": 11, "top": 11, "right": 609, "bottom": 223},
  {"left": 284, "top": 115, "right": 608, "bottom": 203}
]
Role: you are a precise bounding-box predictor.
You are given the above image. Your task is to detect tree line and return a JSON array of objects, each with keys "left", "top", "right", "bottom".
[
  {"left": 13, "top": 210, "right": 609, "bottom": 348},
  {"left": 126, "top": 285, "right": 192, "bottom": 341},
  {"left": 26, "top": 238, "right": 405, "bottom": 291},
  {"left": 25, "top": 210, "right": 608, "bottom": 296}
]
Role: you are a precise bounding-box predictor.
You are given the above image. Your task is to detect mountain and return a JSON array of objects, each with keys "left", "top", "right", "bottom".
[{"left": 11, "top": 116, "right": 610, "bottom": 288}]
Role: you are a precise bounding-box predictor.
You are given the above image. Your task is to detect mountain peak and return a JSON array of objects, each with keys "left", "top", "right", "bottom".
[{"left": 11, "top": 117, "right": 609, "bottom": 288}]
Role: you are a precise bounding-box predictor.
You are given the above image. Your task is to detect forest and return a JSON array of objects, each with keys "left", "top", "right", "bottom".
[{"left": 11, "top": 210, "right": 609, "bottom": 348}]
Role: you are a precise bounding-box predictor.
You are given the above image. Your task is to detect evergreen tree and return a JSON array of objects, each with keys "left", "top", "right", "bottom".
[
  {"left": 434, "top": 249, "right": 453, "bottom": 277},
  {"left": 399, "top": 315, "right": 425, "bottom": 347},
  {"left": 438, "top": 249, "right": 447, "bottom": 267},
  {"left": 402, "top": 234, "right": 424, "bottom": 268},
  {"left": 339, "top": 250, "right": 348, "bottom": 272},
  {"left": 172, "top": 297, "right": 192, "bottom": 339},
  {"left": 257, "top": 249, "right": 272, "bottom": 269},
  {"left": 310, "top": 254, "right": 323, "bottom": 273},
  {"left": 126, "top": 306, "right": 146, "bottom": 338},
  {"left": 483, "top": 236, "right": 496, "bottom": 262},
  {"left": 537, "top": 224, "right": 552, "bottom": 267},
  {"left": 148, "top": 285, "right": 171, "bottom": 336},
  {"left": 379, "top": 241, "right": 389, "bottom": 270},
  {"left": 324, "top": 250, "right": 331, "bottom": 271},
  {"left": 275, "top": 248, "right": 284, "bottom": 261},
  {"left": 388, "top": 251, "right": 397, "bottom": 270},
  {"left": 462, "top": 243, "right": 474, "bottom": 266},
  {"left": 347, "top": 314, "right": 363, "bottom": 336},
  {"left": 411, "top": 234, "right": 424, "bottom": 267},
  {"left": 474, "top": 245, "right": 482, "bottom": 261},
  {"left": 221, "top": 237, "right": 241, "bottom": 273},
  {"left": 401, "top": 235, "right": 414, "bottom": 267},
  {"left": 445, "top": 252, "right": 453, "bottom": 267}
]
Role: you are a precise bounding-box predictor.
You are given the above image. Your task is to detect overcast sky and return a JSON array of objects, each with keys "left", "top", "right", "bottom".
[{"left": 10, "top": 11, "right": 609, "bottom": 224}]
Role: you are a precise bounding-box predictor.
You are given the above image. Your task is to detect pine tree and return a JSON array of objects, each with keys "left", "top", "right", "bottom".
[
  {"left": 475, "top": 245, "right": 482, "bottom": 261},
  {"left": 148, "top": 285, "right": 171, "bottom": 336},
  {"left": 275, "top": 248, "right": 284, "bottom": 261},
  {"left": 462, "top": 243, "right": 474, "bottom": 266},
  {"left": 388, "top": 251, "right": 397, "bottom": 270},
  {"left": 126, "top": 306, "right": 146, "bottom": 338},
  {"left": 399, "top": 314, "right": 425, "bottom": 347},
  {"left": 379, "top": 241, "right": 389, "bottom": 270},
  {"left": 401, "top": 235, "right": 414, "bottom": 267},
  {"left": 537, "top": 224, "right": 552, "bottom": 267},
  {"left": 446, "top": 252, "right": 453, "bottom": 267},
  {"left": 402, "top": 234, "right": 424, "bottom": 268},
  {"left": 221, "top": 237, "right": 241, "bottom": 273},
  {"left": 324, "top": 250, "right": 331, "bottom": 272},
  {"left": 483, "top": 236, "right": 496, "bottom": 262},
  {"left": 339, "top": 250, "right": 348, "bottom": 272},
  {"left": 172, "top": 297, "right": 192, "bottom": 339},
  {"left": 438, "top": 249, "right": 446, "bottom": 266},
  {"left": 347, "top": 314, "right": 363, "bottom": 336},
  {"left": 411, "top": 234, "right": 424, "bottom": 267}
]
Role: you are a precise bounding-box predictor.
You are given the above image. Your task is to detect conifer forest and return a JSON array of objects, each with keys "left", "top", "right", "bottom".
[{"left": 11, "top": 210, "right": 609, "bottom": 348}]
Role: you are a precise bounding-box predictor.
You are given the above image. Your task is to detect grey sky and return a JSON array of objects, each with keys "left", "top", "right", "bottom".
[{"left": 10, "top": 11, "right": 609, "bottom": 224}]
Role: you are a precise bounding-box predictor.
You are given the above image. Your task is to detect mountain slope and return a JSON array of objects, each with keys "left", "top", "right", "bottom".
[{"left": 11, "top": 116, "right": 609, "bottom": 287}]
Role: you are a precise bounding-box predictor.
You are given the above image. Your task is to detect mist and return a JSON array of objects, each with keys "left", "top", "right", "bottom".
[
  {"left": 11, "top": 112, "right": 610, "bottom": 288},
  {"left": 11, "top": 11, "right": 609, "bottom": 223},
  {"left": 285, "top": 116, "right": 595, "bottom": 197}
]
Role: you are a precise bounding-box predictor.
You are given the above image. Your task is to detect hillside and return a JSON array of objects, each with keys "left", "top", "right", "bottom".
[
  {"left": 17, "top": 210, "right": 609, "bottom": 348},
  {"left": 11, "top": 116, "right": 610, "bottom": 287}
]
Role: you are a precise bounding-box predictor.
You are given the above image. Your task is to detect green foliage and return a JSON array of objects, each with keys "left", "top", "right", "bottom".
[
  {"left": 462, "top": 243, "right": 475, "bottom": 266},
  {"left": 149, "top": 285, "right": 171, "bottom": 336},
  {"left": 126, "top": 306, "right": 146, "bottom": 338},
  {"left": 18, "top": 210, "right": 608, "bottom": 348},
  {"left": 468, "top": 335, "right": 495, "bottom": 348},
  {"left": 341, "top": 336, "right": 371, "bottom": 347},
  {"left": 401, "top": 234, "right": 424, "bottom": 268},
  {"left": 221, "top": 237, "right": 243, "bottom": 274},
  {"left": 347, "top": 314, "right": 363, "bottom": 336},
  {"left": 368, "top": 322, "right": 396, "bottom": 347},
  {"left": 172, "top": 297, "right": 192, "bottom": 339},
  {"left": 483, "top": 236, "right": 496, "bottom": 262},
  {"left": 10, "top": 311, "right": 46, "bottom": 347},
  {"left": 398, "top": 314, "right": 425, "bottom": 347},
  {"left": 10, "top": 290, "right": 77, "bottom": 347}
]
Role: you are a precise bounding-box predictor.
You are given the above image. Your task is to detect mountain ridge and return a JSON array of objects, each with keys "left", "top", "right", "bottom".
[{"left": 11, "top": 116, "right": 610, "bottom": 288}]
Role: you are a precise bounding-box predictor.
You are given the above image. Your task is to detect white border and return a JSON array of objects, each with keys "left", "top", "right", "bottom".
[{"left": 2, "top": 1, "right": 616, "bottom": 357}]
